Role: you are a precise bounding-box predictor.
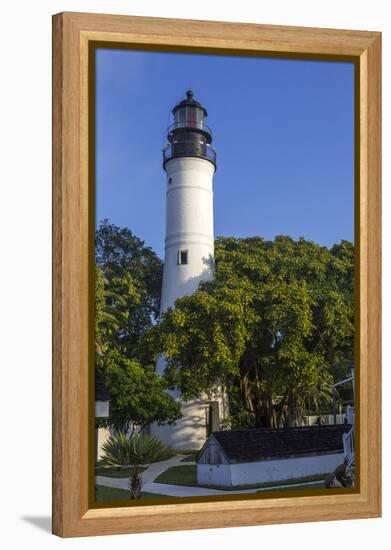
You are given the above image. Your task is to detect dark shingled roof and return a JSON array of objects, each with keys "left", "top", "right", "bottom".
[
  {"left": 211, "top": 425, "right": 351, "bottom": 463},
  {"left": 95, "top": 369, "right": 110, "bottom": 402}
]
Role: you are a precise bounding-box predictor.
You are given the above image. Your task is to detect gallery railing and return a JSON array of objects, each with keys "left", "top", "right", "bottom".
[{"left": 163, "top": 142, "right": 217, "bottom": 167}]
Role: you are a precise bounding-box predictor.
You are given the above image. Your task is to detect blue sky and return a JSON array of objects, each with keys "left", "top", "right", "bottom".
[{"left": 96, "top": 49, "right": 354, "bottom": 259}]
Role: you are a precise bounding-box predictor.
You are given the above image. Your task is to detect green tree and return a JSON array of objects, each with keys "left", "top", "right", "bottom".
[
  {"left": 96, "top": 220, "right": 163, "bottom": 358},
  {"left": 95, "top": 221, "right": 181, "bottom": 432},
  {"left": 144, "top": 236, "right": 354, "bottom": 428},
  {"left": 95, "top": 267, "right": 129, "bottom": 354},
  {"left": 97, "top": 349, "right": 181, "bottom": 433}
]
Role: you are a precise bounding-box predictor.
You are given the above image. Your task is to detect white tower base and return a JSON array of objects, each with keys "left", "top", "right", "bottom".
[{"left": 150, "top": 388, "right": 229, "bottom": 451}]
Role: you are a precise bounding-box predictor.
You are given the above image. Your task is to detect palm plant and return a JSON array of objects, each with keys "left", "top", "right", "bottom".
[
  {"left": 99, "top": 431, "right": 130, "bottom": 467},
  {"left": 96, "top": 268, "right": 129, "bottom": 354},
  {"left": 100, "top": 432, "right": 175, "bottom": 467},
  {"left": 128, "top": 465, "right": 144, "bottom": 499}
]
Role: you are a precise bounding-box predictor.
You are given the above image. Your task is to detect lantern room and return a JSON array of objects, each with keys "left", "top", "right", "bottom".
[
  {"left": 163, "top": 90, "right": 216, "bottom": 169},
  {"left": 172, "top": 89, "right": 209, "bottom": 135}
]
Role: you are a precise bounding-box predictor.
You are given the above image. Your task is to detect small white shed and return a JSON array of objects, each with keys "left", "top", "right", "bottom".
[{"left": 197, "top": 425, "right": 351, "bottom": 487}]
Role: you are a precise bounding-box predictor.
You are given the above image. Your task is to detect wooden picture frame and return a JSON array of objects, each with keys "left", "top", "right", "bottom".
[{"left": 52, "top": 11, "right": 381, "bottom": 537}]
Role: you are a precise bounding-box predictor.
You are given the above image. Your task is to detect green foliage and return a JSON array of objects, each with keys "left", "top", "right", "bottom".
[
  {"left": 145, "top": 236, "right": 354, "bottom": 428},
  {"left": 220, "top": 410, "right": 257, "bottom": 430},
  {"left": 95, "top": 221, "right": 181, "bottom": 432},
  {"left": 100, "top": 432, "right": 175, "bottom": 467},
  {"left": 95, "top": 267, "right": 130, "bottom": 354},
  {"left": 96, "top": 220, "right": 162, "bottom": 351},
  {"left": 97, "top": 350, "right": 181, "bottom": 432}
]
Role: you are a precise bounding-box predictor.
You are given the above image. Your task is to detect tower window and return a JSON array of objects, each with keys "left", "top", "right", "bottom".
[{"left": 178, "top": 249, "right": 188, "bottom": 265}]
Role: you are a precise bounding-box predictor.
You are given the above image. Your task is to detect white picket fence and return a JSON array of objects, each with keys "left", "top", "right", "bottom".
[
  {"left": 302, "top": 414, "right": 346, "bottom": 426},
  {"left": 346, "top": 405, "right": 355, "bottom": 425},
  {"left": 343, "top": 406, "right": 355, "bottom": 467},
  {"left": 343, "top": 426, "right": 355, "bottom": 467}
]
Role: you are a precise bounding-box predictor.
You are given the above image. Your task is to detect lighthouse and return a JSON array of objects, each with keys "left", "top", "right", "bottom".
[{"left": 150, "top": 90, "right": 228, "bottom": 451}]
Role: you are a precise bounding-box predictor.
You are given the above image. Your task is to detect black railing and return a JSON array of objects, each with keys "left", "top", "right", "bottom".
[
  {"left": 168, "top": 120, "right": 212, "bottom": 136},
  {"left": 163, "top": 142, "right": 216, "bottom": 167}
]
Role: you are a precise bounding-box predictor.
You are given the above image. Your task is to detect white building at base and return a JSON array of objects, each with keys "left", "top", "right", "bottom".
[{"left": 150, "top": 90, "right": 228, "bottom": 451}]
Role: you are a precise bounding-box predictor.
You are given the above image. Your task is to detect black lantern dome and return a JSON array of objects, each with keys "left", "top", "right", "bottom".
[
  {"left": 163, "top": 90, "right": 216, "bottom": 169},
  {"left": 172, "top": 89, "right": 207, "bottom": 118}
]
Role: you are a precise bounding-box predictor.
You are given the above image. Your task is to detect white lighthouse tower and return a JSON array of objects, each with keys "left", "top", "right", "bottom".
[{"left": 151, "top": 90, "right": 227, "bottom": 451}]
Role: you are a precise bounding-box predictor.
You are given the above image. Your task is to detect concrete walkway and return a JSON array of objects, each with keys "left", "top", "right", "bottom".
[
  {"left": 96, "top": 454, "right": 190, "bottom": 491},
  {"left": 136, "top": 455, "right": 186, "bottom": 484}
]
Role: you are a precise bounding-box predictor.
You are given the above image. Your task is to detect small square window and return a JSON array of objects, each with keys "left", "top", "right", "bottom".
[{"left": 178, "top": 249, "right": 188, "bottom": 265}]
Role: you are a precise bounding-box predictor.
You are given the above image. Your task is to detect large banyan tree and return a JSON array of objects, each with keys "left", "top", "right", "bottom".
[{"left": 143, "top": 235, "right": 354, "bottom": 428}]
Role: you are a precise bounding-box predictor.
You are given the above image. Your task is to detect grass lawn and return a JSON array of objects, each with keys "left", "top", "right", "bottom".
[
  {"left": 222, "top": 473, "right": 327, "bottom": 491},
  {"left": 95, "top": 465, "right": 147, "bottom": 478},
  {"left": 256, "top": 480, "right": 326, "bottom": 494},
  {"left": 180, "top": 453, "right": 197, "bottom": 462},
  {"left": 155, "top": 465, "right": 197, "bottom": 486},
  {"left": 95, "top": 485, "right": 175, "bottom": 501},
  {"left": 256, "top": 482, "right": 326, "bottom": 492},
  {"left": 154, "top": 465, "right": 327, "bottom": 491}
]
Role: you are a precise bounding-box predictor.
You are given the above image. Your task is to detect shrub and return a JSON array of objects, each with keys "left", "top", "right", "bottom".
[
  {"left": 100, "top": 432, "right": 130, "bottom": 467},
  {"left": 325, "top": 462, "right": 355, "bottom": 488},
  {"left": 100, "top": 432, "right": 175, "bottom": 466}
]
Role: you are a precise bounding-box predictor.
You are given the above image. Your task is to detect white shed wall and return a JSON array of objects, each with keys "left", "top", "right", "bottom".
[
  {"left": 197, "top": 464, "right": 232, "bottom": 486},
  {"left": 197, "top": 452, "right": 344, "bottom": 486}
]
